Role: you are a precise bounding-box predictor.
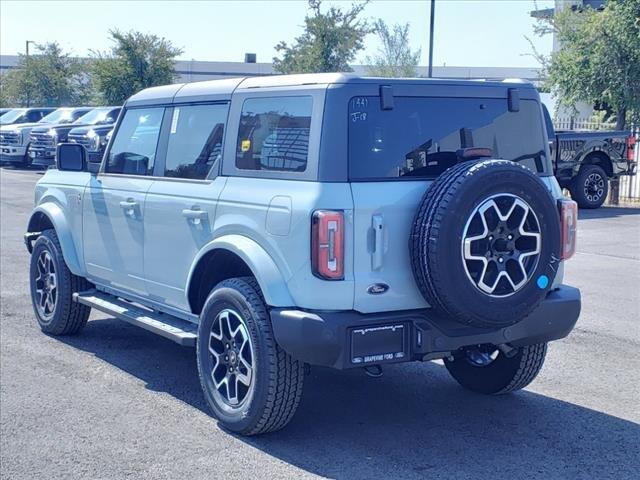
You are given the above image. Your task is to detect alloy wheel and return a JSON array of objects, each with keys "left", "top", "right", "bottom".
[
  {"left": 584, "top": 172, "right": 605, "bottom": 203},
  {"left": 463, "top": 345, "right": 500, "bottom": 367},
  {"left": 34, "top": 250, "right": 57, "bottom": 320},
  {"left": 208, "top": 309, "right": 255, "bottom": 407},
  {"left": 462, "top": 194, "right": 542, "bottom": 297}
]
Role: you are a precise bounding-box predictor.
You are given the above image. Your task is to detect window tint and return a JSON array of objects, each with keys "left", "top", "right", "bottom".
[
  {"left": 0, "top": 109, "right": 26, "bottom": 124},
  {"left": 106, "top": 107, "right": 164, "bottom": 175},
  {"left": 27, "top": 110, "right": 44, "bottom": 122},
  {"left": 68, "top": 109, "right": 90, "bottom": 123},
  {"left": 349, "top": 97, "right": 550, "bottom": 180},
  {"left": 236, "top": 96, "right": 312, "bottom": 172},
  {"left": 164, "top": 104, "right": 228, "bottom": 179}
]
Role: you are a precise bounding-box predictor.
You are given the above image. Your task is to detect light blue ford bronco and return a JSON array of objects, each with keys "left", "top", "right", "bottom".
[{"left": 25, "top": 74, "right": 581, "bottom": 435}]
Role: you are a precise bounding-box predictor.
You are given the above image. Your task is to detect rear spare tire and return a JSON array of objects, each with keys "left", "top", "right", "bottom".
[{"left": 410, "top": 160, "right": 561, "bottom": 328}]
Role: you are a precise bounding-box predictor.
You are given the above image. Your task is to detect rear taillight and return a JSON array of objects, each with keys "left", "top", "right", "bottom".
[
  {"left": 558, "top": 199, "right": 578, "bottom": 261},
  {"left": 627, "top": 135, "right": 636, "bottom": 161},
  {"left": 311, "top": 210, "right": 344, "bottom": 280}
]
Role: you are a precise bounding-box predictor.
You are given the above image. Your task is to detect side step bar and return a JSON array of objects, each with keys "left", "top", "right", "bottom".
[{"left": 73, "top": 291, "right": 198, "bottom": 346}]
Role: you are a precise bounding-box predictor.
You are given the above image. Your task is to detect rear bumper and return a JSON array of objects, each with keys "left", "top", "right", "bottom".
[
  {"left": 612, "top": 159, "right": 637, "bottom": 176},
  {"left": 270, "top": 285, "right": 581, "bottom": 370}
]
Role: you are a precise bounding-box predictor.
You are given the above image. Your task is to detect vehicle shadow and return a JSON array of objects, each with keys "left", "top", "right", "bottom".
[
  {"left": 0, "top": 164, "right": 46, "bottom": 173},
  {"left": 60, "top": 316, "right": 640, "bottom": 479},
  {"left": 579, "top": 206, "right": 640, "bottom": 220}
]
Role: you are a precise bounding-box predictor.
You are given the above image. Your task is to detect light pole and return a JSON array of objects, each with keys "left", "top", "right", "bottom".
[
  {"left": 428, "top": 0, "right": 435, "bottom": 78},
  {"left": 25, "top": 40, "right": 36, "bottom": 107}
]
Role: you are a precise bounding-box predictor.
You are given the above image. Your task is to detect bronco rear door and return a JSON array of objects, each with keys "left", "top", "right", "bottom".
[{"left": 346, "top": 83, "right": 551, "bottom": 314}]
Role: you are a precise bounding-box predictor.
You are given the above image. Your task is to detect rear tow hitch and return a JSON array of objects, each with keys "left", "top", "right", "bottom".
[{"left": 364, "top": 365, "right": 383, "bottom": 378}]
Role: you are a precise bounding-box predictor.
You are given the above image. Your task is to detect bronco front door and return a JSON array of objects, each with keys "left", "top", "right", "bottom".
[{"left": 82, "top": 107, "right": 167, "bottom": 296}]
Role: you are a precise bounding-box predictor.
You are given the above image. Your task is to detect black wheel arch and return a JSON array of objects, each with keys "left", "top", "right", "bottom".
[
  {"left": 188, "top": 249, "right": 253, "bottom": 315},
  {"left": 581, "top": 151, "right": 613, "bottom": 177}
]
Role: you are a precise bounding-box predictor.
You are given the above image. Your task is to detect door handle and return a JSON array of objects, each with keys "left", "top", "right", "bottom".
[
  {"left": 372, "top": 214, "right": 384, "bottom": 270},
  {"left": 119, "top": 199, "right": 138, "bottom": 217},
  {"left": 182, "top": 208, "right": 208, "bottom": 224}
]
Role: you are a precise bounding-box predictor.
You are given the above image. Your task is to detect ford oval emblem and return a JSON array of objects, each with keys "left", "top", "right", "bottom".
[{"left": 367, "top": 283, "right": 389, "bottom": 295}]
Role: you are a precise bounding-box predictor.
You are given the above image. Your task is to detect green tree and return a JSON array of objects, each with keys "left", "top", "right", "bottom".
[
  {"left": 2, "top": 42, "right": 90, "bottom": 107},
  {"left": 0, "top": 76, "right": 10, "bottom": 108},
  {"left": 366, "top": 20, "right": 421, "bottom": 77},
  {"left": 533, "top": 0, "right": 640, "bottom": 129},
  {"left": 92, "top": 30, "right": 183, "bottom": 105},
  {"left": 273, "top": 0, "right": 373, "bottom": 74}
]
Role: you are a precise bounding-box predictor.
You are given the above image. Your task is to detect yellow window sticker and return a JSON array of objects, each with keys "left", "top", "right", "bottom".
[{"left": 241, "top": 139, "right": 251, "bottom": 152}]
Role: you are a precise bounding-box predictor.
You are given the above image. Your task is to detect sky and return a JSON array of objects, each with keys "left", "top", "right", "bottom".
[{"left": 0, "top": 0, "right": 554, "bottom": 68}]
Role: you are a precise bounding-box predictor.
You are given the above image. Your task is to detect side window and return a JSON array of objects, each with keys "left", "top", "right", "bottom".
[
  {"left": 71, "top": 110, "right": 88, "bottom": 122},
  {"left": 236, "top": 96, "right": 312, "bottom": 172},
  {"left": 106, "top": 107, "right": 164, "bottom": 175},
  {"left": 27, "top": 110, "right": 43, "bottom": 122},
  {"left": 164, "top": 104, "right": 228, "bottom": 179},
  {"left": 106, "top": 108, "right": 121, "bottom": 124}
]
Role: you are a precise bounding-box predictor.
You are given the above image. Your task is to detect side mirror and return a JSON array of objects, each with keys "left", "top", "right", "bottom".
[{"left": 56, "top": 143, "right": 86, "bottom": 172}]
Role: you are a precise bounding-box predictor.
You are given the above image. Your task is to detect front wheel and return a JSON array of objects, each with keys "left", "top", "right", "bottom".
[
  {"left": 29, "top": 229, "right": 91, "bottom": 335},
  {"left": 444, "top": 343, "right": 547, "bottom": 394},
  {"left": 23, "top": 145, "right": 34, "bottom": 169},
  {"left": 196, "top": 277, "right": 304, "bottom": 435}
]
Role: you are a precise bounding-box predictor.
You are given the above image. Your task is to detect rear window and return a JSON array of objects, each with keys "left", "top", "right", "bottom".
[{"left": 348, "top": 96, "right": 550, "bottom": 180}]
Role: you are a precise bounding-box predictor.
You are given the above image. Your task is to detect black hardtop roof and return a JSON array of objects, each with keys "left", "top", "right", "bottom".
[{"left": 126, "top": 73, "right": 535, "bottom": 107}]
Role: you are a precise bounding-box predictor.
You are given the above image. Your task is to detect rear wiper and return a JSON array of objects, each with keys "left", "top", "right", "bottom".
[{"left": 456, "top": 147, "right": 493, "bottom": 161}]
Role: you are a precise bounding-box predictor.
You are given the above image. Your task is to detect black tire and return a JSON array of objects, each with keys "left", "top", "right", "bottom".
[
  {"left": 23, "top": 144, "right": 33, "bottom": 169},
  {"left": 410, "top": 160, "right": 561, "bottom": 328},
  {"left": 196, "top": 277, "right": 304, "bottom": 435},
  {"left": 29, "top": 229, "right": 91, "bottom": 335},
  {"left": 444, "top": 343, "right": 547, "bottom": 394},
  {"left": 569, "top": 164, "right": 608, "bottom": 209}
]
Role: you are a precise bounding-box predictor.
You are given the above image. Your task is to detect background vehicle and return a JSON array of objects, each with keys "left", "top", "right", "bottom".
[
  {"left": 543, "top": 104, "right": 637, "bottom": 208},
  {"left": 0, "top": 107, "right": 89, "bottom": 167},
  {"left": 1, "top": 108, "right": 57, "bottom": 163},
  {"left": 26, "top": 74, "right": 580, "bottom": 436},
  {"left": 28, "top": 107, "right": 101, "bottom": 168},
  {"left": 0, "top": 107, "right": 54, "bottom": 126},
  {"left": 67, "top": 107, "right": 121, "bottom": 163}
]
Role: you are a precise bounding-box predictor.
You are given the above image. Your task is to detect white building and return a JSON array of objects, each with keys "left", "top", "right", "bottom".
[{"left": 0, "top": 53, "right": 543, "bottom": 85}]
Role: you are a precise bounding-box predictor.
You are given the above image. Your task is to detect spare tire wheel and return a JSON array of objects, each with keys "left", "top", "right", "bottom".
[{"left": 410, "top": 159, "right": 561, "bottom": 328}]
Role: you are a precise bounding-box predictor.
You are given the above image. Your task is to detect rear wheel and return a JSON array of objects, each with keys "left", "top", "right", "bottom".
[
  {"left": 29, "top": 229, "right": 91, "bottom": 335},
  {"left": 570, "top": 164, "right": 608, "bottom": 209},
  {"left": 444, "top": 343, "right": 547, "bottom": 394},
  {"left": 196, "top": 277, "right": 304, "bottom": 435}
]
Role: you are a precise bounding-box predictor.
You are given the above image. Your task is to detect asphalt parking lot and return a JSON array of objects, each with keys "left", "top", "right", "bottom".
[{"left": 1, "top": 166, "right": 639, "bottom": 480}]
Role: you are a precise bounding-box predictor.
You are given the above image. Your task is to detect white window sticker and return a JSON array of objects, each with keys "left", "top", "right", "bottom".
[{"left": 170, "top": 108, "right": 180, "bottom": 134}]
